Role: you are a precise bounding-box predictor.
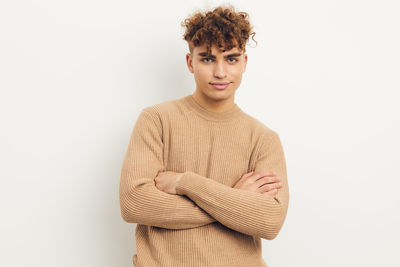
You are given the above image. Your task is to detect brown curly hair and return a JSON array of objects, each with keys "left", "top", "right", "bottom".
[{"left": 181, "top": 5, "right": 257, "bottom": 54}]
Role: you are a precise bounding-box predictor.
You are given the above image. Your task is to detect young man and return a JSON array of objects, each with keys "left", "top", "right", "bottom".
[{"left": 119, "top": 5, "right": 289, "bottom": 267}]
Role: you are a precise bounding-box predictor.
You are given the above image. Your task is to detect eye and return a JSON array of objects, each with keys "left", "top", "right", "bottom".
[
  {"left": 201, "top": 58, "right": 213, "bottom": 63},
  {"left": 228, "top": 58, "right": 238, "bottom": 63}
]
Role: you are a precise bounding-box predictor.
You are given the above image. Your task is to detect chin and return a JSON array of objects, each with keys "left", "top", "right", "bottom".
[
  {"left": 197, "top": 85, "right": 235, "bottom": 101},
  {"left": 211, "top": 90, "right": 234, "bottom": 100}
]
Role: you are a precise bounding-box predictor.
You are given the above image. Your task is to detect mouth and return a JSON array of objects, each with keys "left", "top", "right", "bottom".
[{"left": 210, "top": 82, "right": 231, "bottom": 90}]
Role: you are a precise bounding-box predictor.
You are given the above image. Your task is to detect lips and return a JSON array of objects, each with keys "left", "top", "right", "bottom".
[{"left": 210, "top": 82, "right": 231, "bottom": 90}]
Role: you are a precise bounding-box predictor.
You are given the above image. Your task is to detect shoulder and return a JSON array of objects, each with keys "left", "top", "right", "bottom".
[
  {"left": 239, "top": 110, "right": 279, "bottom": 139},
  {"left": 140, "top": 97, "right": 181, "bottom": 121},
  {"left": 131, "top": 99, "right": 179, "bottom": 136}
]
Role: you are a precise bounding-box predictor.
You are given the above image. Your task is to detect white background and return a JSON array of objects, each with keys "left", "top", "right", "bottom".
[{"left": 1, "top": 0, "right": 399, "bottom": 266}]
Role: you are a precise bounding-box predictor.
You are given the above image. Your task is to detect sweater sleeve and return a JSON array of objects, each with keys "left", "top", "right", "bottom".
[
  {"left": 175, "top": 131, "right": 290, "bottom": 240},
  {"left": 119, "top": 109, "right": 216, "bottom": 229}
]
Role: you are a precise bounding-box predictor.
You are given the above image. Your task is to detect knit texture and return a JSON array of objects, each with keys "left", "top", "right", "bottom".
[{"left": 119, "top": 94, "right": 289, "bottom": 267}]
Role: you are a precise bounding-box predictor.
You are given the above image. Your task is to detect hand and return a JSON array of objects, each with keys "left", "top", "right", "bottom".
[
  {"left": 154, "top": 171, "right": 184, "bottom": 195},
  {"left": 233, "top": 171, "right": 282, "bottom": 196}
]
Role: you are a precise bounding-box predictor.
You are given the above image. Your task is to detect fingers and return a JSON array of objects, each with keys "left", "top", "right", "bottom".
[
  {"left": 262, "top": 189, "right": 278, "bottom": 196},
  {"left": 257, "top": 176, "right": 281, "bottom": 185},
  {"left": 259, "top": 181, "right": 282, "bottom": 191},
  {"left": 242, "top": 170, "right": 280, "bottom": 185},
  {"left": 240, "top": 171, "right": 254, "bottom": 181},
  {"left": 253, "top": 172, "right": 279, "bottom": 183},
  {"left": 256, "top": 175, "right": 282, "bottom": 194}
]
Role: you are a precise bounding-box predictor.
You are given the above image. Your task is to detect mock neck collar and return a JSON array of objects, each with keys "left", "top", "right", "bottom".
[{"left": 181, "top": 94, "right": 243, "bottom": 122}]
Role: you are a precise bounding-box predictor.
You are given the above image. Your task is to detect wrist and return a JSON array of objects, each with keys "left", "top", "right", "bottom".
[
  {"left": 176, "top": 172, "right": 184, "bottom": 183},
  {"left": 175, "top": 172, "right": 186, "bottom": 195}
]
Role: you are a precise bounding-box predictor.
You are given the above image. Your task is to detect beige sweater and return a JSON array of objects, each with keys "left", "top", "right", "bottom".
[{"left": 119, "top": 94, "right": 289, "bottom": 267}]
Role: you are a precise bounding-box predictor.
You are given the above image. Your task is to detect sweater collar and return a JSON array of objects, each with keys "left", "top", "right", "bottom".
[{"left": 181, "top": 94, "right": 243, "bottom": 122}]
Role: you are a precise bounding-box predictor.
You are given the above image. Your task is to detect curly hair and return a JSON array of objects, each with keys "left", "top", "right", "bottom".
[{"left": 181, "top": 5, "right": 257, "bottom": 54}]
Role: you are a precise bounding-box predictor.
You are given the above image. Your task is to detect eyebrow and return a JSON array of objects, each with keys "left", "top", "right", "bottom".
[{"left": 197, "top": 52, "right": 242, "bottom": 58}]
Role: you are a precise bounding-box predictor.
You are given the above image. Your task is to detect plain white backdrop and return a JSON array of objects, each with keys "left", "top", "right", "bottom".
[{"left": 1, "top": 0, "right": 399, "bottom": 266}]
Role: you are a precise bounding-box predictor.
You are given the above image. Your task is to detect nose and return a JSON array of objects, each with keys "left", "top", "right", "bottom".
[{"left": 214, "top": 61, "right": 227, "bottom": 79}]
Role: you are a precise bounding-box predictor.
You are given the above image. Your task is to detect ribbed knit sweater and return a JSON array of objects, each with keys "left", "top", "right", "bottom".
[{"left": 119, "top": 94, "right": 289, "bottom": 267}]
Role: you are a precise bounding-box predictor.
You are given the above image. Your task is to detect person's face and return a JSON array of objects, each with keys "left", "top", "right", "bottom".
[{"left": 186, "top": 43, "right": 248, "bottom": 102}]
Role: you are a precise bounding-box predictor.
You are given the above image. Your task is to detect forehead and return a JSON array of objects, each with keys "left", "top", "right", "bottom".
[{"left": 193, "top": 44, "right": 242, "bottom": 56}]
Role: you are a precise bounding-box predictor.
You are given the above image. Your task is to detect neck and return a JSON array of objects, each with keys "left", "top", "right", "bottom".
[{"left": 191, "top": 90, "right": 236, "bottom": 113}]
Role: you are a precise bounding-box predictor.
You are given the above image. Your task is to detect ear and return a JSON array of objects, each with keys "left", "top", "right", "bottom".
[
  {"left": 186, "top": 53, "right": 194, "bottom": 73},
  {"left": 243, "top": 53, "right": 248, "bottom": 72}
]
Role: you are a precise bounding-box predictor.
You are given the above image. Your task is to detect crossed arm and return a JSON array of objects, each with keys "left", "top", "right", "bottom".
[
  {"left": 119, "top": 109, "right": 289, "bottom": 239},
  {"left": 119, "top": 110, "right": 217, "bottom": 229}
]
